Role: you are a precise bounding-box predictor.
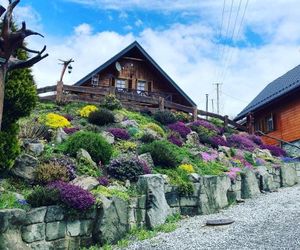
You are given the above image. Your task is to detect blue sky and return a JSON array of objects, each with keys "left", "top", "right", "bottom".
[{"left": 5, "top": 0, "right": 300, "bottom": 116}]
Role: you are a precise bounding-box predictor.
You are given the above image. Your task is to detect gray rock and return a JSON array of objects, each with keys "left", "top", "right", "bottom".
[
  {"left": 77, "top": 148, "right": 97, "bottom": 167},
  {"left": 241, "top": 168, "right": 260, "bottom": 199},
  {"left": 256, "top": 166, "right": 277, "bottom": 192},
  {"left": 101, "top": 131, "right": 115, "bottom": 144},
  {"left": 71, "top": 176, "right": 99, "bottom": 191},
  {"left": 24, "top": 206, "right": 47, "bottom": 225},
  {"left": 0, "top": 209, "right": 26, "bottom": 233},
  {"left": 11, "top": 154, "right": 39, "bottom": 181},
  {"left": 188, "top": 173, "right": 200, "bottom": 183},
  {"left": 179, "top": 196, "right": 198, "bottom": 207},
  {"left": 21, "top": 223, "right": 45, "bottom": 243},
  {"left": 27, "top": 142, "right": 44, "bottom": 156},
  {"left": 143, "top": 128, "right": 161, "bottom": 140},
  {"left": 137, "top": 174, "right": 171, "bottom": 229},
  {"left": 185, "top": 131, "right": 200, "bottom": 147},
  {"left": 67, "top": 220, "right": 93, "bottom": 237},
  {"left": 120, "top": 119, "right": 139, "bottom": 128},
  {"left": 93, "top": 195, "right": 129, "bottom": 244},
  {"left": 198, "top": 175, "right": 231, "bottom": 214},
  {"left": 0, "top": 231, "right": 31, "bottom": 250},
  {"left": 45, "top": 205, "right": 65, "bottom": 222},
  {"left": 114, "top": 113, "right": 125, "bottom": 123},
  {"left": 46, "top": 221, "right": 66, "bottom": 241},
  {"left": 165, "top": 186, "right": 180, "bottom": 207},
  {"left": 138, "top": 153, "right": 155, "bottom": 170},
  {"left": 280, "top": 164, "right": 298, "bottom": 187},
  {"left": 56, "top": 128, "right": 68, "bottom": 144}
]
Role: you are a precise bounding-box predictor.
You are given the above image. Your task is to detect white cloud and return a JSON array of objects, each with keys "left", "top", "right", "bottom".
[
  {"left": 74, "top": 23, "right": 93, "bottom": 35},
  {"left": 135, "top": 19, "right": 143, "bottom": 27}
]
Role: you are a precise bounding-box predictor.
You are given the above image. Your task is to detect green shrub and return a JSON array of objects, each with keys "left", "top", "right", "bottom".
[
  {"left": 140, "top": 132, "right": 156, "bottom": 143},
  {"left": 0, "top": 123, "right": 20, "bottom": 171},
  {"left": 77, "top": 157, "right": 102, "bottom": 177},
  {"left": 154, "top": 110, "right": 176, "bottom": 125},
  {"left": 173, "top": 111, "right": 192, "bottom": 123},
  {"left": 26, "top": 186, "right": 60, "bottom": 207},
  {"left": 101, "top": 94, "right": 122, "bottom": 110},
  {"left": 139, "top": 140, "right": 179, "bottom": 168},
  {"left": 65, "top": 131, "right": 113, "bottom": 164},
  {"left": 92, "top": 186, "right": 130, "bottom": 201},
  {"left": 117, "top": 109, "right": 153, "bottom": 126},
  {"left": 35, "top": 163, "right": 69, "bottom": 184},
  {"left": 88, "top": 109, "right": 115, "bottom": 126},
  {"left": 143, "top": 123, "right": 165, "bottom": 137},
  {"left": 0, "top": 191, "right": 29, "bottom": 210},
  {"left": 107, "top": 156, "right": 147, "bottom": 181}
]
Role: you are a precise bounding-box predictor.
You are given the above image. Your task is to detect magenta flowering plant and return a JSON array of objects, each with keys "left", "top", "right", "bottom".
[
  {"left": 107, "top": 128, "right": 130, "bottom": 140},
  {"left": 246, "top": 134, "right": 263, "bottom": 145},
  {"left": 260, "top": 144, "right": 287, "bottom": 157},
  {"left": 168, "top": 121, "right": 191, "bottom": 138},
  {"left": 191, "top": 119, "right": 221, "bottom": 134},
  {"left": 227, "top": 134, "right": 256, "bottom": 151},
  {"left": 226, "top": 167, "right": 241, "bottom": 181},
  {"left": 209, "top": 136, "right": 228, "bottom": 148},
  {"left": 168, "top": 133, "right": 183, "bottom": 147},
  {"left": 47, "top": 181, "right": 95, "bottom": 211},
  {"left": 63, "top": 127, "right": 80, "bottom": 134},
  {"left": 98, "top": 176, "right": 110, "bottom": 186},
  {"left": 200, "top": 152, "right": 218, "bottom": 162}
]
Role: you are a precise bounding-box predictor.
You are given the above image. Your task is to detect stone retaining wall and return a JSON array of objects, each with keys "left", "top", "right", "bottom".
[{"left": 0, "top": 163, "right": 298, "bottom": 250}]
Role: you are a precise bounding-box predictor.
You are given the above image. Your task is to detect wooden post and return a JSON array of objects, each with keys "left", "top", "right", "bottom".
[
  {"left": 223, "top": 115, "right": 229, "bottom": 131},
  {"left": 247, "top": 112, "right": 255, "bottom": 134},
  {"left": 56, "top": 80, "right": 63, "bottom": 104},
  {"left": 193, "top": 106, "right": 198, "bottom": 121},
  {"left": 109, "top": 86, "right": 116, "bottom": 95},
  {"left": 159, "top": 97, "right": 165, "bottom": 111}
]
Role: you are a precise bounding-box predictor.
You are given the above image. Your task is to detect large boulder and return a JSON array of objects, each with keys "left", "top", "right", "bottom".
[
  {"left": 280, "top": 164, "right": 298, "bottom": 187},
  {"left": 137, "top": 174, "right": 171, "bottom": 229},
  {"left": 185, "top": 132, "right": 200, "bottom": 148},
  {"left": 101, "top": 131, "right": 115, "bottom": 144},
  {"left": 253, "top": 148, "right": 275, "bottom": 162},
  {"left": 93, "top": 195, "right": 129, "bottom": 244},
  {"left": 56, "top": 128, "right": 68, "bottom": 144},
  {"left": 26, "top": 142, "right": 44, "bottom": 156},
  {"left": 256, "top": 166, "right": 277, "bottom": 192},
  {"left": 11, "top": 154, "right": 39, "bottom": 182},
  {"left": 77, "top": 148, "right": 97, "bottom": 168},
  {"left": 71, "top": 176, "right": 99, "bottom": 191},
  {"left": 241, "top": 168, "right": 260, "bottom": 199},
  {"left": 138, "top": 153, "right": 155, "bottom": 170},
  {"left": 198, "top": 175, "right": 231, "bottom": 215}
]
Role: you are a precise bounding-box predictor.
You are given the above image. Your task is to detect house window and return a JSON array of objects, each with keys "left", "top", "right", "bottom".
[
  {"left": 137, "top": 80, "right": 146, "bottom": 92},
  {"left": 255, "top": 113, "right": 275, "bottom": 133},
  {"left": 116, "top": 79, "right": 126, "bottom": 89}
]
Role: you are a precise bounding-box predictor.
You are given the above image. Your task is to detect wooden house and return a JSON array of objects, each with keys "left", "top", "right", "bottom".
[
  {"left": 73, "top": 41, "right": 197, "bottom": 113},
  {"left": 234, "top": 64, "right": 300, "bottom": 150}
]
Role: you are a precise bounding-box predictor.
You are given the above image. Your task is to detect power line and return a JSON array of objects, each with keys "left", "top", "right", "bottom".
[{"left": 221, "top": 90, "right": 248, "bottom": 103}]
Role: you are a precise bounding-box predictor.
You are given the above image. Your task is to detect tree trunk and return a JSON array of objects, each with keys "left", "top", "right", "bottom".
[{"left": 0, "top": 68, "right": 7, "bottom": 131}]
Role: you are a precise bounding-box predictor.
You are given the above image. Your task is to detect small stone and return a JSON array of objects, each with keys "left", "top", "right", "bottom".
[
  {"left": 101, "top": 131, "right": 115, "bottom": 144},
  {"left": 27, "top": 142, "right": 44, "bottom": 156},
  {"left": 11, "top": 154, "right": 39, "bottom": 181},
  {"left": 114, "top": 113, "right": 125, "bottom": 123},
  {"left": 56, "top": 128, "right": 68, "bottom": 144},
  {"left": 77, "top": 148, "right": 97, "bottom": 167},
  {"left": 71, "top": 176, "right": 99, "bottom": 191},
  {"left": 45, "top": 205, "right": 65, "bottom": 222},
  {"left": 206, "top": 218, "right": 234, "bottom": 226},
  {"left": 120, "top": 119, "right": 138, "bottom": 128}
]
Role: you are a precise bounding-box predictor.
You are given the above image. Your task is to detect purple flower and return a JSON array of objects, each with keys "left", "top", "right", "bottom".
[
  {"left": 168, "top": 134, "right": 183, "bottom": 147},
  {"left": 168, "top": 122, "right": 191, "bottom": 138},
  {"left": 63, "top": 114, "right": 74, "bottom": 121},
  {"left": 246, "top": 134, "right": 263, "bottom": 145},
  {"left": 260, "top": 144, "right": 287, "bottom": 157},
  {"left": 200, "top": 152, "right": 218, "bottom": 162},
  {"left": 191, "top": 119, "right": 221, "bottom": 133},
  {"left": 107, "top": 128, "right": 130, "bottom": 140},
  {"left": 98, "top": 176, "right": 110, "bottom": 186},
  {"left": 226, "top": 167, "right": 241, "bottom": 181},
  {"left": 18, "top": 199, "right": 28, "bottom": 206},
  {"left": 48, "top": 181, "right": 95, "bottom": 211},
  {"left": 209, "top": 136, "right": 228, "bottom": 147},
  {"left": 256, "top": 158, "right": 266, "bottom": 166},
  {"left": 63, "top": 127, "right": 80, "bottom": 134},
  {"left": 227, "top": 134, "right": 256, "bottom": 151}
]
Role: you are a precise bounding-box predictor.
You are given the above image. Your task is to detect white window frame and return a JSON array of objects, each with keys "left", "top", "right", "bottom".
[
  {"left": 137, "top": 80, "right": 146, "bottom": 93},
  {"left": 116, "top": 79, "right": 126, "bottom": 89}
]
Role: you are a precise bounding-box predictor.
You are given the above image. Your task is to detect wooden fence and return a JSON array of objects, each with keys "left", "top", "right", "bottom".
[{"left": 37, "top": 84, "right": 247, "bottom": 132}]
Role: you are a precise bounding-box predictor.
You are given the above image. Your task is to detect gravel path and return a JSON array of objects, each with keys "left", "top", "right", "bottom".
[{"left": 124, "top": 185, "right": 300, "bottom": 250}]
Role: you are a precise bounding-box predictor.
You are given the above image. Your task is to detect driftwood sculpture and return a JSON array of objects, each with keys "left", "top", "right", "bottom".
[{"left": 0, "top": 0, "right": 48, "bottom": 130}]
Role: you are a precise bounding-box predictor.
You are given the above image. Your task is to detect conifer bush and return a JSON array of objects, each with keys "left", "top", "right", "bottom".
[
  {"left": 65, "top": 131, "right": 113, "bottom": 164},
  {"left": 154, "top": 110, "right": 177, "bottom": 125},
  {"left": 88, "top": 108, "right": 114, "bottom": 126}
]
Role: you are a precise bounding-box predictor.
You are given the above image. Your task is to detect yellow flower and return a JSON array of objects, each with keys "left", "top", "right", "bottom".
[
  {"left": 178, "top": 164, "right": 195, "bottom": 173},
  {"left": 78, "top": 105, "right": 98, "bottom": 117},
  {"left": 43, "top": 113, "right": 71, "bottom": 128}
]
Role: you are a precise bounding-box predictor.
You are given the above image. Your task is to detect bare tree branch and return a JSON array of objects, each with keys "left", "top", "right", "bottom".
[
  {"left": 0, "top": 5, "right": 6, "bottom": 17},
  {"left": 2, "top": 0, "right": 20, "bottom": 38}
]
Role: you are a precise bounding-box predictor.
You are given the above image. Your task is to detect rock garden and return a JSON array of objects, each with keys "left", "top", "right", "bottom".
[{"left": 0, "top": 95, "right": 299, "bottom": 250}]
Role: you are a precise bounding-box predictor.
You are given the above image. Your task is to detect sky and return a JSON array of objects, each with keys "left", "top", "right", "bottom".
[{"left": 3, "top": 0, "right": 300, "bottom": 117}]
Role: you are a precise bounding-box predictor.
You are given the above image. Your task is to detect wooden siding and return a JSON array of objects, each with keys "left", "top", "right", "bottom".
[
  {"left": 254, "top": 90, "right": 300, "bottom": 146},
  {"left": 79, "top": 57, "right": 192, "bottom": 107}
]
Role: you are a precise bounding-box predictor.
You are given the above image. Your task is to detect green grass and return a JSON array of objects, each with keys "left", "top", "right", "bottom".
[
  {"left": 92, "top": 186, "right": 130, "bottom": 201},
  {"left": 0, "top": 191, "right": 30, "bottom": 210},
  {"left": 117, "top": 109, "right": 154, "bottom": 126}
]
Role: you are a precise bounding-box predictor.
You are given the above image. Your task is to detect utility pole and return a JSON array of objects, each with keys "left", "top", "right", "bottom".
[
  {"left": 205, "top": 94, "right": 209, "bottom": 119},
  {"left": 213, "top": 83, "right": 222, "bottom": 114},
  {"left": 211, "top": 99, "right": 214, "bottom": 113}
]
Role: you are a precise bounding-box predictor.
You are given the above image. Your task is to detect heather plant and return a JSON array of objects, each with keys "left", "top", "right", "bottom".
[
  {"left": 26, "top": 186, "right": 61, "bottom": 207},
  {"left": 79, "top": 105, "right": 98, "bottom": 117},
  {"left": 35, "top": 163, "right": 69, "bottom": 184},
  {"left": 260, "top": 144, "right": 287, "bottom": 157},
  {"left": 247, "top": 134, "right": 263, "bottom": 145},
  {"left": 88, "top": 109, "right": 115, "bottom": 126},
  {"left": 42, "top": 113, "right": 71, "bottom": 129},
  {"left": 63, "top": 127, "right": 79, "bottom": 134},
  {"left": 65, "top": 131, "right": 113, "bottom": 164},
  {"left": 98, "top": 176, "right": 110, "bottom": 186},
  {"left": 209, "top": 135, "right": 228, "bottom": 148},
  {"left": 144, "top": 122, "right": 165, "bottom": 137},
  {"left": 107, "top": 156, "right": 147, "bottom": 181},
  {"left": 47, "top": 156, "right": 76, "bottom": 180},
  {"left": 107, "top": 128, "right": 130, "bottom": 140},
  {"left": 168, "top": 133, "right": 183, "bottom": 147},
  {"left": 227, "top": 134, "right": 256, "bottom": 151},
  {"left": 101, "top": 94, "right": 122, "bottom": 110},
  {"left": 139, "top": 140, "right": 179, "bottom": 168},
  {"left": 48, "top": 181, "right": 95, "bottom": 211},
  {"left": 154, "top": 110, "right": 177, "bottom": 125},
  {"left": 168, "top": 122, "right": 191, "bottom": 138}
]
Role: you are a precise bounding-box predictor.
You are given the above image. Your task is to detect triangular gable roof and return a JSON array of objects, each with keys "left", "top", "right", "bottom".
[
  {"left": 74, "top": 41, "right": 196, "bottom": 107},
  {"left": 234, "top": 64, "right": 300, "bottom": 121}
]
